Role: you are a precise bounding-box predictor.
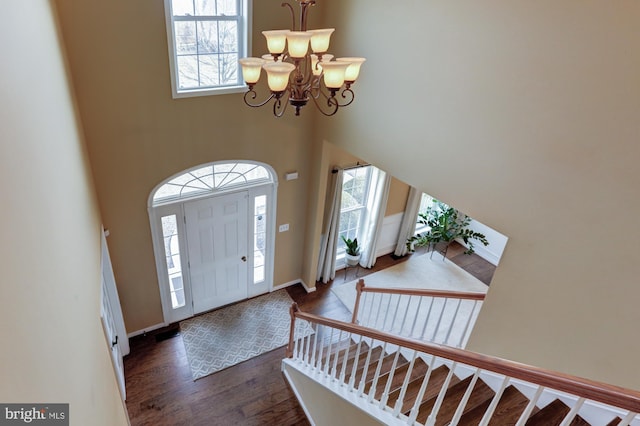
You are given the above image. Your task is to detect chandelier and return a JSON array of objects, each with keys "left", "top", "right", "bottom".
[{"left": 238, "top": 0, "right": 365, "bottom": 117}]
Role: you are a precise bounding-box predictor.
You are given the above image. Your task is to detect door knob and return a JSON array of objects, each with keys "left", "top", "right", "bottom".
[{"left": 241, "top": 256, "right": 247, "bottom": 262}]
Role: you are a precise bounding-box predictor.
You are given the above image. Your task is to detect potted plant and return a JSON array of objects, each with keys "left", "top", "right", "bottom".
[
  {"left": 406, "top": 199, "right": 489, "bottom": 258},
  {"left": 341, "top": 236, "right": 361, "bottom": 266}
]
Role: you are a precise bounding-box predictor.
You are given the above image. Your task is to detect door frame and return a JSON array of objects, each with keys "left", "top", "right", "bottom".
[{"left": 148, "top": 162, "right": 277, "bottom": 325}]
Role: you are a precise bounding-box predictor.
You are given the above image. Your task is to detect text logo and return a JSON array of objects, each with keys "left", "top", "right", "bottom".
[{"left": 0, "top": 404, "right": 68, "bottom": 426}]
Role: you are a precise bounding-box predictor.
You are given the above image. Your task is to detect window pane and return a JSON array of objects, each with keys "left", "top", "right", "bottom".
[
  {"left": 198, "top": 55, "right": 219, "bottom": 86},
  {"left": 177, "top": 55, "right": 199, "bottom": 89},
  {"left": 219, "top": 22, "right": 238, "bottom": 53},
  {"left": 197, "top": 22, "right": 218, "bottom": 53},
  {"left": 219, "top": 53, "right": 239, "bottom": 85},
  {"left": 161, "top": 215, "right": 186, "bottom": 309},
  {"left": 195, "top": 0, "right": 216, "bottom": 15},
  {"left": 253, "top": 195, "right": 267, "bottom": 284},
  {"left": 174, "top": 22, "right": 197, "bottom": 54},
  {"left": 153, "top": 163, "right": 273, "bottom": 205},
  {"left": 217, "top": 0, "right": 237, "bottom": 16},
  {"left": 172, "top": 0, "right": 194, "bottom": 16}
]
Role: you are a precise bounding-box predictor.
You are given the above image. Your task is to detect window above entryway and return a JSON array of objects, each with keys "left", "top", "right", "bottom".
[
  {"left": 152, "top": 162, "right": 272, "bottom": 206},
  {"left": 164, "top": 0, "right": 252, "bottom": 98}
]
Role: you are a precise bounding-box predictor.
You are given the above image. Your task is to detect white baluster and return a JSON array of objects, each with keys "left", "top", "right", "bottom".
[
  {"left": 515, "top": 385, "right": 544, "bottom": 426},
  {"left": 424, "top": 361, "right": 458, "bottom": 426},
  {"left": 617, "top": 411, "right": 638, "bottom": 426},
  {"left": 457, "top": 300, "right": 479, "bottom": 348},
  {"left": 364, "top": 292, "right": 377, "bottom": 328},
  {"left": 357, "top": 338, "right": 376, "bottom": 396},
  {"left": 315, "top": 327, "right": 325, "bottom": 372},
  {"left": 444, "top": 299, "right": 462, "bottom": 346},
  {"left": 338, "top": 333, "right": 353, "bottom": 384},
  {"left": 398, "top": 295, "right": 413, "bottom": 335},
  {"left": 559, "top": 397, "right": 585, "bottom": 426},
  {"left": 380, "top": 294, "right": 394, "bottom": 331},
  {"left": 310, "top": 324, "right": 319, "bottom": 368},
  {"left": 414, "top": 297, "right": 432, "bottom": 338},
  {"left": 478, "top": 376, "right": 510, "bottom": 426},
  {"left": 379, "top": 350, "right": 402, "bottom": 407},
  {"left": 366, "top": 342, "right": 389, "bottom": 402},
  {"left": 393, "top": 350, "right": 419, "bottom": 417},
  {"left": 428, "top": 297, "right": 448, "bottom": 342},
  {"left": 388, "top": 294, "right": 403, "bottom": 333},
  {"left": 323, "top": 328, "right": 335, "bottom": 375},
  {"left": 448, "top": 368, "right": 481, "bottom": 426},
  {"left": 406, "top": 354, "right": 438, "bottom": 424},
  {"left": 374, "top": 293, "right": 385, "bottom": 329},
  {"left": 348, "top": 335, "right": 365, "bottom": 389},
  {"left": 331, "top": 330, "right": 343, "bottom": 379}
]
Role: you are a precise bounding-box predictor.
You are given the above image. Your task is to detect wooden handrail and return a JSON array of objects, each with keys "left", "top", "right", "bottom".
[
  {"left": 291, "top": 306, "right": 640, "bottom": 413},
  {"left": 350, "top": 278, "right": 485, "bottom": 323}
]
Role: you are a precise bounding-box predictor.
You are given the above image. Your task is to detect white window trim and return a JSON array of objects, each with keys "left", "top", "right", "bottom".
[
  {"left": 163, "top": 0, "right": 253, "bottom": 99},
  {"left": 336, "top": 166, "right": 374, "bottom": 267}
]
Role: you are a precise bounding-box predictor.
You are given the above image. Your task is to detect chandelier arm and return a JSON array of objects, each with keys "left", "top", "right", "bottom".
[
  {"left": 312, "top": 85, "right": 355, "bottom": 108},
  {"left": 273, "top": 96, "right": 289, "bottom": 117},
  {"left": 339, "top": 87, "right": 355, "bottom": 107},
  {"left": 243, "top": 89, "right": 277, "bottom": 108},
  {"left": 299, "top": 1, "right": 316, "bottom": 32},
  {"left": 309, "top": 90, "right": 339, "bottom": 116},
  {"left": 281, "top": 3, "right": 296, "bottom": 30}
]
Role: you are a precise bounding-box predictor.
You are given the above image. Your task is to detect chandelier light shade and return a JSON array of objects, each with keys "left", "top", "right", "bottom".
[{"left": 239, "top": 0, "right": 366, "bottom": 117}]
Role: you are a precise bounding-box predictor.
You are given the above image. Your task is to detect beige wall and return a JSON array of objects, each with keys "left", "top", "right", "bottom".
[
  {"left": 0, "top": 1, "right": 128, "bottom": 423},
  {"left": 321, "top": 1, "right": 640, "bottom": 390},
  {"left": 54, "top": 0, "right": 318, "bottom": 331}
]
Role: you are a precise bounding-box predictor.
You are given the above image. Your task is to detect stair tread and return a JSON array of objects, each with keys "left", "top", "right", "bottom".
[
  {"left": 361, "top": 352, "right": 407, "bottom": 393},
  {"left": 606, "top": 417, "right": 624, "bottom": 426},
  {"left": 387, "top": 364, "right": 457, "bottom": 414},
  {"left": 344, "top": 346, "right": 384, "bottom": 384},
  {"left": 372, "top": 356, "right": 429, "bottom": 401},
  {"left": 414, "top": 374, "right": 495, "bottom": 425},
  {"left": 525, "top": 399, "right": 591, "bottom": 426},
  {"left": 457, "top": 385, "right": 531, "bottom": 425}
]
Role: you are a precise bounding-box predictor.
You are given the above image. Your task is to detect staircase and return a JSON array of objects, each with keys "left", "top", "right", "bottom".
[
  {"left": 315, "top": 338, "right": 599, "bottom": 425},
  {"left": 284, "top": 303, "right": 640, "bottom": 426}
]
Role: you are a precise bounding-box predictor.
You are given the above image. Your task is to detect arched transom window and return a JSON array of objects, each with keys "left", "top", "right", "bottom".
[{"left": 152, "top": 162, "right": 273, "bottom": 206}]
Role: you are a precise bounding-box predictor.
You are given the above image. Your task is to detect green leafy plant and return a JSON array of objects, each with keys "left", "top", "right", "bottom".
[
  {"left": 341, "top": 236, "right": 360, "bottom": 256},
  {"left": 406, "top": 200, "right": 489, "bottom": 255}
]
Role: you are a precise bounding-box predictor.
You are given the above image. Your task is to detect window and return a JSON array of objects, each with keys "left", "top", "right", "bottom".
[
  {"left": 152, "top": 162, "right": 271, "bottom": 205},
  {"left": 416, "top": 192, "right": 435, "bottom": 234},
  {"left": 253, "top": 195, "right": 266, "bottom": 284},
  {"left": 160, "top": 215, "right": 186, "bottom": 309},
  {"left": 337, "top": 166, "right": 373, "bottom": 259},
  {"left": 164, "top": 0, "right": 251, "bottom": 98}
]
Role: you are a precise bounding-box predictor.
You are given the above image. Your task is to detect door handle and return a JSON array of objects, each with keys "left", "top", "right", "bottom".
[
  {"left": 241, "top": 256, "right": 247, "bottom": 262},
  {"left": 111, "top": 335, "right": 118, "bottom": 348}
]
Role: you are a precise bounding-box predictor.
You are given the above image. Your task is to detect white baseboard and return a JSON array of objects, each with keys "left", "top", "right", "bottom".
[
  {"left": 273, "top": 279, "right": 316, "bottom": 293},
  {"left": 127, "top": 322, "right": 168, "bottom": 338}
]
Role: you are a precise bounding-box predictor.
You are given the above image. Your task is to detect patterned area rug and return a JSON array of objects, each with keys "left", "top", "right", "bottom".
[{"left": 180, "top": 289, "right": 314, "bottom": 380}]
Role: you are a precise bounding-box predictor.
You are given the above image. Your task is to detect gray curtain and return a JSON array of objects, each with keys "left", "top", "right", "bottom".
[
  {"left": 316, "top": 169, "right": 344, "bottom": 283},
  {"left": 394, "top": 186, "right": 422, "bottom": 256}
]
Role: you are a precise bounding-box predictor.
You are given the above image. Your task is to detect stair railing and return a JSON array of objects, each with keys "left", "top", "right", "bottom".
[
  {"left": 351, "top": 279, "right": 485, "bottom": 348},
  {"left": 286, "top": 304, "right": 640, "bottom": 426}
]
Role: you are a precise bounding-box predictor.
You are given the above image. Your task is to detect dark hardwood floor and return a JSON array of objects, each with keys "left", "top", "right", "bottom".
[{"left": 124, "top": 243, "right": 495, "bottom": 425}]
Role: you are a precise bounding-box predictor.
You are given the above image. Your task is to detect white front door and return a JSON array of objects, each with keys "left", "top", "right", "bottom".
[{"left": 185, "top": 191, "right": 249, "bottom": 314}]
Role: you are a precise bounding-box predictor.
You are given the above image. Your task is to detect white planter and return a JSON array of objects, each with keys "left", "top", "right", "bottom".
[{"left": 345, "top": 253, "right": 361, "bottom": 266}]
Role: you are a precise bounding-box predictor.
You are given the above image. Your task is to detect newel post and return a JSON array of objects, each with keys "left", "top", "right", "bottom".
[
  {"left": 286, "top": 302, "right": 299, "bottom": 358},
  {"left": 351, "top": 279, "right": 366, "bottom": 323}
]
